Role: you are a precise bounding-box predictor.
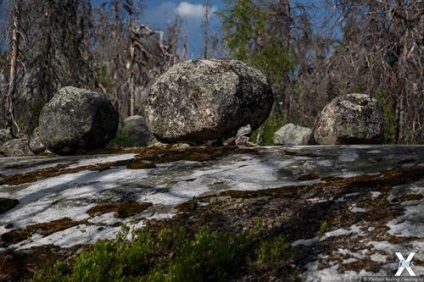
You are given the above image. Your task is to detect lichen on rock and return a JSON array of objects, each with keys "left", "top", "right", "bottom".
[
  {"left": 39, "top": 86, "right": 119, "bottom": 155},
  {"left": 145, "top": 59, "right": 273, "bottom": 144}
]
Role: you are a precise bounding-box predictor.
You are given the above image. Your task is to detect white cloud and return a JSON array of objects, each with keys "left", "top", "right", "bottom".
[{"left": 176, "top": 2, "right": 217, "bottom": 19}]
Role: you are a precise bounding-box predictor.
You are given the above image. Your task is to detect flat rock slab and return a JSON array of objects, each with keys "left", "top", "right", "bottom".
[{"left": 0, "top": 145, "right": 424, "bottom": 280}]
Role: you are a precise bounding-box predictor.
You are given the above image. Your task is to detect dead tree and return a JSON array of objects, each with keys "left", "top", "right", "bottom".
[{"left": 5, "top": 0, "right": 21, "bottom": 137}]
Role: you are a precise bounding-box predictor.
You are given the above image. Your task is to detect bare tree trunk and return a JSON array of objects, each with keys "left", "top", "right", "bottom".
[
  {"left": 128, "top": 31, "right": 136, "bottom": 116},
  {"left": 5, "top": 0, "right": 21, "bottom": 137},
  {"left": 202, "top": 0, "right": 211, "bottom": 59}
]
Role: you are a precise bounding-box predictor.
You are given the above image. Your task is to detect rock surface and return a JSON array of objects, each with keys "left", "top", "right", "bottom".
[
  {"left": 28, "top": 127, "right": 46, "bottom": 155},
  {"left": 39, "top": 86, "right": 119, "bottom": 155},
  {"left": 0, "top": 136, "right": 34, "bottom": 157},
  {"left": 145, "top": 59, "right": 273, "bottom": 144},
  {"left": 122, "top": 115, "right": 154, "bottom": 147},
  {"left": 313, "top": 93, "right": 384, "bottom": 145},
  {"left": 0, "top": 145, "right": 423, "bottom": 280},
  {"left": 273, "top": 123, "right": 312, "bottom": 145}
]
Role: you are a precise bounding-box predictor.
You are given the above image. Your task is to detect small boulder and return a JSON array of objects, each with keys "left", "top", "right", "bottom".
[
  {"left": 273, "top": 123, "right": 312, "bottom": 145},
  {"left": 145, "top": 59, "right": 273, "bottom": 144},
  {"left": 313, "top": 93, "right": 384, "bottom": 145},
  {"left": 122, "top": 115, "right": 155, "bottom": 147},
  {"left": 0, "top": 128, "right": 11, "bottom": 144},
  {"left": 0, "top": 136, "right": 34, "bottom": 156},
  {"left": 39, "top": 86, "right": 119, "bottom": 155},
  {"left": 28, "top": 127, "right": 46, "bottom": 154}
]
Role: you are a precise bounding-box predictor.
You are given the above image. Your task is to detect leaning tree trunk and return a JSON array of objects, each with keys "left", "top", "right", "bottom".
[{"left": 5, "top": 0, "right": 21, "bottom": 137}]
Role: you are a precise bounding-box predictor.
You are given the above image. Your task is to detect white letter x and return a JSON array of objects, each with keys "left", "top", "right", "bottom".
[{"left": 395, "top": 252, "right": 416, "bottom": 276}]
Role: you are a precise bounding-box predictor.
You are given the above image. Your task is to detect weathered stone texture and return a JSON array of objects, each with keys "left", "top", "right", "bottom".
[
  {"left": 313, "top": 93, "right": 384, "bottom": 145},
  {"left": 0, "top": 136, "right": 33, "bottom": 157},
  {"left": 273, "top": 123, "right": 312, "bottom": 145},
  {"left": 145, "top": 59, "right": 273, "bottom": 144},
  {"left": 122, "top": 115, "right": 155, "bottom": 147},
  {"left": 28, "top": 127, "right": 46, "bottom": 155},
  {"left": 39, "top": 86, "right": 119, "bottom": 155}
]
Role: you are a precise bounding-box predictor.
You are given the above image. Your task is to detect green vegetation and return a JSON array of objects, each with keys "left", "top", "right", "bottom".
[
  {"left": 375, "top": 93, "right": 396, "bottom": 144},
  {"left": 255, "top": 236, "right": 292, "bottom": 266},
  {"left": 250, "top": 115, "right": 284, "bottom": 145},
  {"left": 218, "top": 0, "right": 295, "bottom": 80},
  {"left": 317, "top": 220, "right": 328, "bottom": 239},
  {"left": 33, "top": 223, "right": 297, "bottom": 281},
  {"left": 106, "top": 119, "right": 137, "bottom": 149}
]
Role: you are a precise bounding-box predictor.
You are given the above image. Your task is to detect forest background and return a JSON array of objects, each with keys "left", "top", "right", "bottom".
[{"left": 0, "top": 0, "right": 423, "bottom": 144}]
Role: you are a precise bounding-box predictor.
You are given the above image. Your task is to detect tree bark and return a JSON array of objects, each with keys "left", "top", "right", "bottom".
[{"left": 5, "top": 0, "right": 21, "bottom": 137}]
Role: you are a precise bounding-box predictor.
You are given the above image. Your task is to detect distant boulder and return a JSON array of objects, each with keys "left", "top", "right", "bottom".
[
  {"left": 122, "top": 115, "right": 155, "bottom": 147},
  {"left": 0, "top": 136, "right": 34, "bottom": 157},
  {"left": 273, "top": 123, "right": 312, "bottom": 145},
  {"left": 145, "top": 59, "right": 273, "bottom": 144},
  {"left": 313, "top": 93, "right": 384, "bottom": 145},
  {"left": 28, "top": 127, "right": 46, "bottom": 155},
  {"left": 39, "top": 86, "right": 119, "bottom": 155}
]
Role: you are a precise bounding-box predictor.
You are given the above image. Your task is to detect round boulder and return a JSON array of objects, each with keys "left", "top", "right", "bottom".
[
  {"left": 39, "top": 86, "right": 119, "bottom": 155},
  {"left": 313, "top": 93, "right": 384, "bottom": 145},
  {"left": 273, "top": 123, "right": 312, "bottom": 146},
  {"left": 28, "top": 127, "right": 46, "bottom": 154},
  {"left": 122, "top": 115, "right": 155, "bottom": 147},
  {"left": 145, "top": 59, "right": 273, "bottom": 143}
]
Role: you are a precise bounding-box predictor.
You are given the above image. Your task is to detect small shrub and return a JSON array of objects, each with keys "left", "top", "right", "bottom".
[
  {"left": 317, "top": 220, "right": 328, "bottom": 239},
  {"left": 250, "top": 115, "right": 284, "bottom": 145},
  {"left": 33, "top": 223, "right": 297, "bottom": 281},
  {"left": 255, "top": 236, "right": 292, "bottom": 266},
  {"left": 106, "top": 119, "right": 137, "bottom": 149},
  {"left": 375, "top": 92, "right": 396, "bottom": 144}
]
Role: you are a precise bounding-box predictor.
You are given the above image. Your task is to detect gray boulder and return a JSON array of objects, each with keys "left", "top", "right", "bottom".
[
  {"left": 28, "top": 127, "right": 47, "bottom": 154},
  {"left": 39, "top": 86, "right": 119, "bottom": 155},
  {"left": 0, "top": 136, "right": 34, "bottom": 156},
  {"left": 0, "top": 128, "right": 11, "bottom": 144},
  {"left": 273, "top": 123, "right": 312, "bottom": 145},
  {"left": 145, "top": 59, "right": 273, "bottom": 144},
  {"left": 122, "top": 115, "right": 155, "bottom": 147},
  {"left": 313, "top": 93, "right": 384, "bottom": 145}
]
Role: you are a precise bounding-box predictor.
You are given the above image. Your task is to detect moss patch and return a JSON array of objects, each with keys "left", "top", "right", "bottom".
[
  {"left": 126, "top": 159, "right": 156, "bottom": 169},
  {"left": 87, "top": 202, "right": 153, "bottom": 218},
  {"left": 1, "top": 217, "right": 79, "bottom": 247}
]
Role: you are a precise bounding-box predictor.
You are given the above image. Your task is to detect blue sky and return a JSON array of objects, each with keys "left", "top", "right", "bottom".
[{"left": 140, "top": 1, "right": 225, "bottom": 57}]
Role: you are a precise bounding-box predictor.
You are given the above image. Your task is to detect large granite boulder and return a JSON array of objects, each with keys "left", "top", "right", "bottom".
[
  {"left": 273, "top": 123, "right": 312, "bottom": 145},
  {"left": 39, "top": 86, "right": 119, "bottom": 155},
  {"left": 145, "top": 59, "right": 273, "bottom": 144},
  {"left": 313, "top": 93, "right": 384, "bottom": 145},
  {"left": 122, "top": 115, "right": 155, "bottom": 147}
]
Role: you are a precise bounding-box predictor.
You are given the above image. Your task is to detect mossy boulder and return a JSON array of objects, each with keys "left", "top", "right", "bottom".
[
  {"left": 313, "top": 93, "right": 384, "bottom": 145},
  {"left": 39, "top": 86, "right": 119, "bottom": 155}
]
